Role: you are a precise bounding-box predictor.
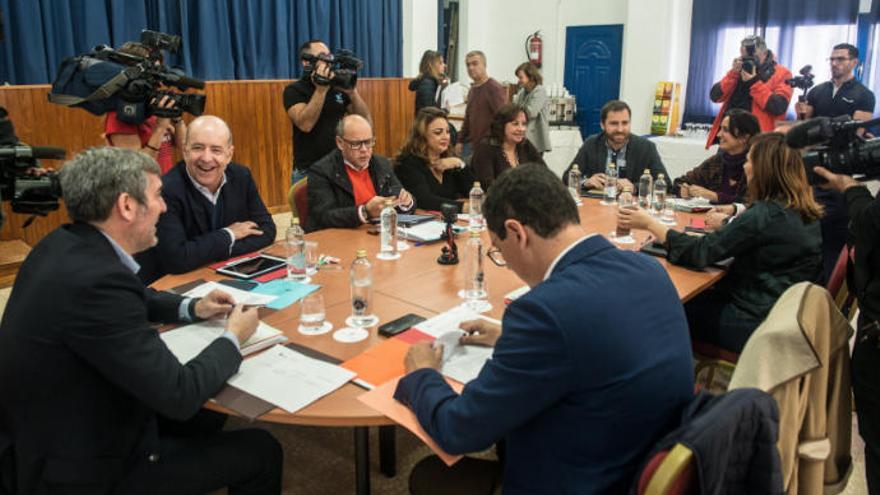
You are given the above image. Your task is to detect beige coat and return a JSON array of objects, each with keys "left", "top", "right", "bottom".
[{"left": 729, "top": 282, "right": 853, "bottom": 495}]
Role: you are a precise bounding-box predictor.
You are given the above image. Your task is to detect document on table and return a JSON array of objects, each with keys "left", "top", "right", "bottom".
[
  {"left": 227, "top": 344, "right": 356, "bottom": 413},
  {"left": 183, "top": 281, "right": 277, "bottom": 306},
  {"left": 161, "top": 319, "right": 287, "bottom": 364},
  {"left": 413, "top": 304, "right": 499, "bottom": 339},
  {"left": 401, "top": 221, "right": 466, "bottom": 243},
  {"left": 434, "top": 330, "right": 494, "bottom": 384}
]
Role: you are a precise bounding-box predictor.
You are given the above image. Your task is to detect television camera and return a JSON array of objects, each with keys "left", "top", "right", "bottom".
[
  {"left": 302, "top": 49, "right": 364, "bottom": 90},
  {"left": 786, "top": 115, "right": 880, "bottom": 184}
]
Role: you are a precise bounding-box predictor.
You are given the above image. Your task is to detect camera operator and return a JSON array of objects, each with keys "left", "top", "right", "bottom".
[
  {"left": 796, "top": 44, "right": 875, "bottom": 124},
  {"left": 283, "top": 39, "right": 371, "bottom": 184},
  {"left": 706, "top": 35, "right": 793, "bottom": 149},
  {"left": 813, "top": 165, "right": 880, "bottom": 494},
  {"left": 103, "top": 42, "right": 186, "bottom": 174}
]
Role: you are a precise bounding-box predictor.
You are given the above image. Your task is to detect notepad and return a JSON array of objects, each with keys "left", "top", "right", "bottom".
[
  {"left": 183, "top": 281, "right": 278, "bottom": 306},
  {"left": 161, "top": 320, "right": 288, "bottom": 364}
]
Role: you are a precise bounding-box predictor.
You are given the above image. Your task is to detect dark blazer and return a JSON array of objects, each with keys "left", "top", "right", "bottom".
[
  {"left": 395, "top": 236, "right": 695, "bottom": 494},
  {"left": 409, "top": 76, "right": 441, "bottom": 112},
  {"left": 394, "top": 153, "right": 475, "bottom": 211},
  {"left": 137, "top": 161, "right": 275, "bottom": 282},
  {"left": 470, "top": 139, "right": 545, "bottom": 189},
  {"left": 564, "top": 132, "right": 668, "bottom": 186},
  {"left": 306, "top": 149, "right": 413, "bottom": 231},
  {"left": 0, "top": 222, "right": 241, "bottom": 494}
]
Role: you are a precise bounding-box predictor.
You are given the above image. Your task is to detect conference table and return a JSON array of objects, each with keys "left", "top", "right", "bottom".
[{"left": 152, "top": 198, "right": 725, "bottom": 495}]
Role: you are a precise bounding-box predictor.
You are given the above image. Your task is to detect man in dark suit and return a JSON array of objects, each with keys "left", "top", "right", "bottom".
[
  {"left": 0, "top": 147, "right": 282, "bottom": 494},
  {"left": 138, "top": 115, "right": 276, "bottom": 283},
  {"left": 395, "top": 164, "right": 694, "bottom": 494},
  {"left": 306, "top": 114, "right": 415, "bottom": 231},
  {"left": 563, "top": 100, "right": 668, "bottom": 192}
]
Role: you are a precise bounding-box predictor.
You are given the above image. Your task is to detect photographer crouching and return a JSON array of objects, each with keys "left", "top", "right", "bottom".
[
  {"left": 103, "top": 41, "right": 186, "bottom": 174},
  {"left": 814, "top": 165, "right": 880, "bottom": 494}
]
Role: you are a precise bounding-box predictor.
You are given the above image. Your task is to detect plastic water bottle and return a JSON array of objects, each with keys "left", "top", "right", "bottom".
[
  {"left": 638, "top": 169, "right": 653, "bottom": 209},
  {"left": 285, "top": 217, "right": 307, "bottom": 281},
  {"left": 615, "top": 187, "right": 636, "bottom": 241},
  {"left": 378, "top": 199, "right": 399, "bottom": 260},
  {"left": 653, "top": 173, "right": 667, "bottom": 216},
  {"left": 602, "top": 163, "right": 618, "bottom": 205},
  {"left": 468, "top": 181, "right": 484, "bottom": 231},
  {"left": 349, "top": 249, "right": 376, "bottom": 328},
  {"left": 464, "top": 231, "right": 487, "bottom": 300},
  {"left": 567, "top": 164, "right": 582, "bottom": 203}
]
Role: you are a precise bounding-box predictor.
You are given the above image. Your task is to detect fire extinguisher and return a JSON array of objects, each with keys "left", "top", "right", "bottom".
[{"left": 526, "top": 31, "right": 542, "bottom": 68}]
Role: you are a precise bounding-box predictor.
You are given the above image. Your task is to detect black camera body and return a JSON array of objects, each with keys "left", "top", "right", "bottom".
[
  {"left": 787, "top": 115, "right": 880, "bottom": 184},
  {"left": 742, "top": 42, "right": 757, "bottom": 74},
  {"left": 0, "top": 108, "right": 64, "bottom": 225},
  {"left": 786, "top": 65, "right": 815, "bottom": 92},
  {"left": 48, "top": 30, "right": 206, "bottom": 125},
  {"left": 302, "top": 49, "right": 363, "bottom": 90}
]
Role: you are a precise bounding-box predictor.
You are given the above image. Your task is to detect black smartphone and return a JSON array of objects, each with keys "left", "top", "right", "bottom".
[
  {"left": 218, "top": 278, "right": 259, "bottom": 291},
  {"left": 378, "top": 313, "right": 427, "bottom": 337}
]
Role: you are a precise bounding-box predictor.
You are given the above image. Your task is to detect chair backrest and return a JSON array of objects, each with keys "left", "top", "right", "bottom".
[
  {"left": 826, "top": 245, "right": 851, "bottom": 300},
  {"left": 638, "top": 444, "right": 696, "bottom": 495},
  {"left": 291, "top": 177, "right": 309, "bottom": 227}
]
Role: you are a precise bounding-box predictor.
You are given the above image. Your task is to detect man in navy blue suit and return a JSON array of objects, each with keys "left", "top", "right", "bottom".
[
  {"left": 395, "top": 164, "right": 695, "bottom": 494},
  {"left": 137, "top": 115, "right": 276, "bottom": 282}
]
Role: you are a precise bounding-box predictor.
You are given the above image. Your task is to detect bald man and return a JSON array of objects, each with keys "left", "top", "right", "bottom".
[
  {"left": 136, "top": 115, "right": 276, "bottom": 282},
  {"left": 307, "top": 114, "right": 415, "bottom": 231}
]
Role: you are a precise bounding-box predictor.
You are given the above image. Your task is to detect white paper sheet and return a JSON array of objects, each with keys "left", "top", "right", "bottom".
[
  {"left": 433, "top": 329, "right": 494, "bottom": 384},
  {"left": 161, "top": 320, "right": 287, "bottom": 364},
  {"left": 183, "top": 281, "right": 277, "bottom": 306},
  {"left": 227, "top": 345, "right": 356, "bottom": 413}
]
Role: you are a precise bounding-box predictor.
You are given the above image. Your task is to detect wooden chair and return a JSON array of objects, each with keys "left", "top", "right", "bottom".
[
  {"left": 287, "top": 177, "right": 309, "bottom": 227},
  {"left": 638, "top": 443, "right": 697, "bottom": 495}
]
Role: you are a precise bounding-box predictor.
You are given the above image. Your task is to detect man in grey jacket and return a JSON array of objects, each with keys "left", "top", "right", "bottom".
[{"left": 563, "top": 100, "right": 667, "bottom": 191}]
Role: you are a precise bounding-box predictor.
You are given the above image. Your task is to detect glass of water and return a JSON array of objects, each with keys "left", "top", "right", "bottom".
[
  {"left": 298, "top": 292, "right": 330, "bottom": 335},
  {"left": 305, "top": 241, "right": 319, "bottom": 276}
]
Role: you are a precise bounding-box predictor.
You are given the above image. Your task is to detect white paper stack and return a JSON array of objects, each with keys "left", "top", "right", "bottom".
[
  {"left": 227, "top": 345, "right": 356, "bottom": 413},
  {"left": 161, "top": 320, "right": 288, "bottom": 364},
  {"left": 434, "top": 330, "right": 494, "bottom": 384}
]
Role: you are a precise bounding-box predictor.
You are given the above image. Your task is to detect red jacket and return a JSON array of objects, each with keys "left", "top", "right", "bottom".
[{"left": 705, "top": 63, "right": 793, "bottom": 148}]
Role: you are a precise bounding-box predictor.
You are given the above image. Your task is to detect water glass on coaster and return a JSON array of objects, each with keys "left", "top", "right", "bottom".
[{"left": 298, "top": 292, "right": 332, "bottom": 335}]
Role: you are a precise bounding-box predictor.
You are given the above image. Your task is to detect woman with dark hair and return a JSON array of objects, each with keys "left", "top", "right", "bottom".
[
  {"left": 394, "top": 107, "right": 474, "bottom": 211},
  {"left": 409, "top": 50, "right": 448, "bottom": 112},
  {"left": 673, "top": 109, "right": 760, "bottom": 203},
  {"left": 512, "top": 62, "right": 551, "bottom": 154},
  {"left": 470, "top": 103, "right": 545, "bottom": 189},
  {"left": 619, "top": 133, "right": 823, "bottom": 353}
]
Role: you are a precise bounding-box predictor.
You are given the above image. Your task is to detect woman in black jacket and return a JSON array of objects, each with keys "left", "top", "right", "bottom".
[
  {"left": 470, "top": 103, "right": 545, "bottom": 189},
  {"left": 409, "top": 50, "right": 448, "bottom": 112},
  {"left": 394, "top": 108, "right": 474, "bottom": 211},
  {"left": 619, "top": 132, "right": 824, "bottom": 353}
]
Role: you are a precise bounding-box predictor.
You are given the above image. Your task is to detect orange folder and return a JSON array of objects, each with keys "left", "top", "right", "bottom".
[
  {"left": 358, "top": 376, "right": 465, "bottom": 466},
  {"left": 340, "top": 338, "right": 411, "bottom": 388}
]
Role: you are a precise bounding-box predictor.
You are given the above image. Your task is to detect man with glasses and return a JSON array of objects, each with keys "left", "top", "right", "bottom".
[
  {"left": 307, "top": 114, "right": 414, "bottom": 231},
  {"left": 135, "top": 115, "right": 276, "bottom": 283},
  {"left": 395, "top": 164, "right": 694, "bottom": 493},
  {"left": 797, "top": 43, "right": 875, "bottom": 122}
]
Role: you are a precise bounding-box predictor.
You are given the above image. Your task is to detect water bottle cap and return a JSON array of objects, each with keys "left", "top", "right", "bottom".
[
  {"left": 470, "top": 231, "right": 481, "bottom": 238},
  {"left": 356, "top": 249, "right": 367, "bottom": 258},
  {"left": 571, "top": 164, "right": 579, "bottom": 170},
  {"left": 291, "top": 216, "right": 300, "bottom": 225},
  {"left": 384, "top": 199, "right": 394, "bottom": 206},
  {"left": 473, "top": 181, "right": 481, "bottom": 188},
  {"left": 657, "top": 173, "right": 664, "bottom": 179},
  {"left": 608, "top": 163, "right": 616, "bottom": 169},
  {"left": 643, "top": 169, "right": 650, "bottom": 174}
]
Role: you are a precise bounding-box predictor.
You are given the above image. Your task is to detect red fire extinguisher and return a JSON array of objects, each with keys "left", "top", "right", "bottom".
[{"left": 526, "top": 31, "right": 542, "bottom": 68}]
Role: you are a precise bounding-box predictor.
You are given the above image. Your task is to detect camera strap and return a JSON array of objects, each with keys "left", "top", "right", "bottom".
[{"left": 48, "top": 65, "right": 143, "bottom": 106}]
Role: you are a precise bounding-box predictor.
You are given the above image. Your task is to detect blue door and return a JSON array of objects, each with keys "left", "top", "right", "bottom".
[{"left": 564, "top": 25, "right": 623, "bottom": 138}]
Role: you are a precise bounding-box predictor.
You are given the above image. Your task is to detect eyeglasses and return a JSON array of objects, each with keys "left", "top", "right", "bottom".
[
  {"left": 341, "top": 138, "right": 376, "bottom": 150},
  {"left": 486, "top": 246, "right": 506, "bottom": 267},
  {"left": 828, "top": 57, "right": 853, "bottom": 63}
]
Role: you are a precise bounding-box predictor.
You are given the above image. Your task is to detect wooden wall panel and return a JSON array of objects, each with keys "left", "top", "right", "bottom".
[{"left": 0, "top": 78, "right": 415, "bottom": 245}]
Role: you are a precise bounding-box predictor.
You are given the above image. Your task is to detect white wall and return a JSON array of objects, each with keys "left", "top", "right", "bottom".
[
  {"left": 412, "top": 0, "right": 693, "bottom": 135},
  {"left": 402, "top": 0, "right": 439, "bottom": 77}
]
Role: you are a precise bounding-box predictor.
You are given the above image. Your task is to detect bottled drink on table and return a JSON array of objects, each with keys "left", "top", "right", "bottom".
[
  {"left": 653, "top": 173, "right": 667, "bottom": 216},
  {"left": 602, "top": 162, "right": 618, "bottom": 205},
  {"left": 348, "top": 249, "right": 377, "bottom": 328},
  {"left": 567, "top": 165, "right": 582, "bottom": 203},
  {"left": 461, "top": 231, "right": 491, "bottom": 312},
  {"left": 469, "top": 181, "right": 485, "bottom": 231},
  {"left": 638, "top": 169, "right": 653, "bottom": 209},
  {"left": 285, "top": 217, "right": 307, "bottom": 281},
  {"left": 613, "top": 187, "right": 637, "bottom": 244},
  {"left": 378, "top": 199, "right": 399, "bottom": 260}
]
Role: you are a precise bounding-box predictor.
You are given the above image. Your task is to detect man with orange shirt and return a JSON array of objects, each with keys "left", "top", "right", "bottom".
[{"left": 306, "top": 115, "right": 415, "bottom": 231}]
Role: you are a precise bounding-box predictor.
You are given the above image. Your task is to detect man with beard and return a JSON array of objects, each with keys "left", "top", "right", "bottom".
[{"left": 563, "top": 100, "right": 668, "bottom": 192}]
